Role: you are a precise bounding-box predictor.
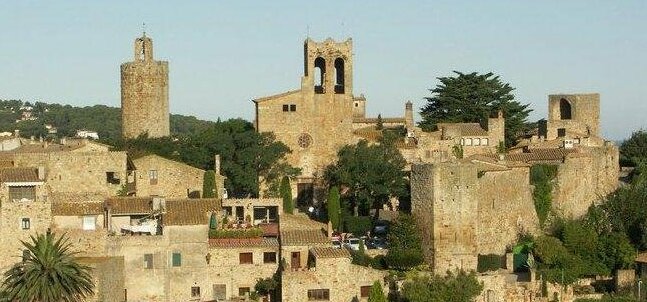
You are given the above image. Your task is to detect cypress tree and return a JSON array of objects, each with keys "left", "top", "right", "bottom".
[
  {"left": 327, "top": 186, "right": 341, "bottom": 231},
  {"left": 368, "top": 281, "right": 387, "bottom": 302},
  {"left": 280, "top": 176, "right": 293, "bottom": 214},
  {"left": 202, "top": 170, "right": 217, "bottom": 198}
]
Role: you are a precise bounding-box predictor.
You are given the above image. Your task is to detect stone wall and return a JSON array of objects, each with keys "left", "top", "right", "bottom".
[
  {"left": 547, "top": 93, "right": 600, "bottom": 140},
  {"left": 0, "top": 199, "right": 51, "bottom": 272},
  {"left": 476, "top": 167, "right": 538, "bottom": 254},
  {"left": 552, "top": 144, "right": 619, "bottom": 218},
  {"left": 121, "top": 35, "right": 170, "bottom": 139},
  {"left": 11, "top": 151, "right": 127, "bottom": 198},
  {"left": 282, "top": 256, "right": 387, "bottom": 302},
  {"left": 133, "top": 155, "right": 203, "bottom": 198}
]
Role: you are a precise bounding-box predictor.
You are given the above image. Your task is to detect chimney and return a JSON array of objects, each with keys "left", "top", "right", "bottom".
[
  {"left": 37, "top": 166, "right": 45, "bottom": 180},
  {"left": 214, "top": 154, "right": 221, "bottom": 175},
  {"left": 30, "top": 136, "right": 35, "bottom": 144},
  {"left": 327, "top": 221, "right": 333, "bottom": 238},
  {"left": 405, "top": 101, "right": 414, "bottom": 131},
  {"left": 13, "top": 129, "right": 19, "bottom": 138},
  {"left": 39, "top": 136, "right": 43, "bottom": 143},
  {"left": 60, "top": 137, "right": 66, "bottom": 145},
  {"left": 43, "top": 141, "right": 48, "bottom": 149}
]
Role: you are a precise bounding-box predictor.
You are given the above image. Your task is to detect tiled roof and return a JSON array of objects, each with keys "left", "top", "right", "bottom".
[
  {"left": 52, "top": 202, "right": 104, "bottom": 216},
  {"left": 8, "top": 142, "right": 83, "bottom": 153},
  {"left": 209, "top": 237, "right": 279, "bottom": 248},
  {"left": 253, "top": 89, "right": 301, "bottom": 103},
  {"left": 310, "top": 247, "right": 351, "bottom": 259},
  {"left": 49, "top": 192, "right": 106, "bottom": 203},
  {"left": 164, "top": 198, "right": 220, "bottom": 226},
  {"left": 459, "top": 123, "right": 489, "bottom": 136},
  {"left": 280, "top": 213, "right": 327, "bottom": 231},
  {"left": 503, "top": 148, "right": 576, "bottom": 163},
  {"left": 259, "top": 223, "right": 279, "bottom": 237},
  {"left": 281, "top": 229, "right": 329, "bottom": 246},
  {"left": 0, "top": 160, "right": 14, "bottom": 168},
  {"left": 0, "top": 167, "right": 41, "bottom": 183},
  {"left": 105, "top": 197, "right": 153, "bottom": 215}
]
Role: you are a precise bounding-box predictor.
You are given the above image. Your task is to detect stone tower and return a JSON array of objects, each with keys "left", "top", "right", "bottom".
[
  {"left": 120, "top": 33, "right": 170, "bottom": 139},
  {"left": 546, "top": 93, "right": 600, "bottom": 140}
]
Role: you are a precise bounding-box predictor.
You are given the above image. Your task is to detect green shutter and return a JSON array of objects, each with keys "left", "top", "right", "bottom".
[{"left": 172, "top": 252, "right": 182, "bottom": 267}]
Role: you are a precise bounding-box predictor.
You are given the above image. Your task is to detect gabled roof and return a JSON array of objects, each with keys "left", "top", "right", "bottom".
[
  {"left": 52, "top": 202, "right": 104, "bottom": 216},
  {"left": 437, "top": 123, "right": 489, "bottom": 137},
  {"left": 281, "top": 229, "right": 329, "bottom": 246},
  {"left": 503, "top": 148, "right": 576, "bottom": 163},
  {"left": 252, "top": 89, "right": 301, "bottom": 103},
  {"left": 164, "top": 198, "right": 220, "bottom": 226},
  {"left": 132, "top": 154, "right": 204, "bottom": 172},
  {"left": 0, "top": 167, "right": 41, "bottom": 183},
  {"left": 105, "top": 197, "right": 153, "bottom": 215}
]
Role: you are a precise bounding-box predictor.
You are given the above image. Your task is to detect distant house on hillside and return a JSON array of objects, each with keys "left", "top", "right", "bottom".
[{"left": 76, "top": 130, "right": 99, "bottom": 140}]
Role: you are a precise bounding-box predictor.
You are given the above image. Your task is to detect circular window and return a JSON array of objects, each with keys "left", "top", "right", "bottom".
[{"left": 297, "top": 133, "right": 313, "bottom": 148}]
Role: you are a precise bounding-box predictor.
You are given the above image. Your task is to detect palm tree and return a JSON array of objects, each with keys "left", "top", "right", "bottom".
[{"left": 1, "top": 232, "right": 94, "bottom": 302}]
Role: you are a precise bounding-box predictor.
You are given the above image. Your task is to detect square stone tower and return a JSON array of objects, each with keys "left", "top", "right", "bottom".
[
  {"left": 546, "top": 93, "right": 600, "bottom": 140},
  {"left": 120, "top": 33, "right": 170, "bottom": 139}
]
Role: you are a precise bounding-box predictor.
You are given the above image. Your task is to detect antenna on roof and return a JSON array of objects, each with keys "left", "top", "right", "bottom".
[{"left": 142, "top": 22, "right": 147, "bottom": 38}]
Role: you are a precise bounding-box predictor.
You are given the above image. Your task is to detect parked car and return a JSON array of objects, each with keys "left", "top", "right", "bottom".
[
  {"left": 366, "top": 237, "right": 387, "bottom": 250},
  {"left": 373, "top": 221, "right": 389, "bottom": 236},
  {"left": 331, "top": 239, "right": 342, "bottom": 249},
  {"left": 343, "top": 237, "right": 362, "bottom": 251}
]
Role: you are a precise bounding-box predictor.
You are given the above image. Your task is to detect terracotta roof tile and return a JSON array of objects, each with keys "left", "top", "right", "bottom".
[
  {"left": 504, "top": 148, "right": 576, "bottom": 163},
  {"left": 209, "top": 237, "right": 279, "bottom": 248},
  {"left": 253, "top": 89, "right": 300, "bottom": 103},
  {"left": 353, "top": 117, "right": 406, "bottom": 124},
  {"left": 310, "top": 247, "right": 351, "bottom": 259},
  {"left": 281, "top": 229, "right": 329, "bottom": 246},
  {"left": 259, "top": 223, "right": 279, "bottom": 237},
  {"left": 459, "top": 123, "right": 489, "bottom": 136},
  {"left": 0, "top": 167, "right": 41, "bottom": 183},
  {"left": 105, "top": 197, "right": 153, "bottom": 215},
  {"left": 52, "top": 202, "right": 104, "bottom": 216},
  {"left": 164, "top": 198, "right": 221, "bottom": 226}
]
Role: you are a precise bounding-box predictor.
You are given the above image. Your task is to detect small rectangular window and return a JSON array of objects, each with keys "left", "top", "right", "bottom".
[
  {"left": 144, "top": 254, "right": 153, "bottom": 269},
  {"left": 360, "top": 286, "right": 372, "bottom": 298},
  {"left": 482, "top": 138, "right": 489, "bottom": 146},
  {"left": 239, "top": 287, "right": 250, "bottom": 297},
  {"left": 82, "top": 216, "right": 96, "bottom": 231},
  {"left": 149, "top": 170, "right": 158, "bottom": 185},
  {"left": 21, "top": 218, "right": 30, "bottom": 230},
  {"left": 307, "top": 289, "right": 330, "bottom": 300},
  {"left": 263, "top": 252, "right": 276, "bottom": 264},
  {"left": 172, "top": 252, "right": 181, "bottom": 267},
  {"left": 213, "top": 284, "right": 226, "bottom": 300},
  {"left": 557, "top": 128, "right": 566, "bottom": 137},
  {"left": 106, "top": 172, "right": 120, "bottom": 184},
  {"left": 465, "top": 138, "right": 473, "bottom": 146},
  {"left": 239, "top": 252, "right": 253, "bottom": 264},
  {"left": 191, "top": 286, "right": 201, "bottom": 298},
  {"left": 282, "top": 104, "right": 289, "bottom": 112},
  {"left": 473, "top": 138, "right": 481, "bottom": 146},
  {"left": 290, "top": 104, "right": 297, "bottom": 112}
]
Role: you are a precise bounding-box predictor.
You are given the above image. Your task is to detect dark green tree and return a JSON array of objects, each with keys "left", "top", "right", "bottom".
[
  {"left": 202, "top": 170, "right": 217, "bottom": 198},
  {"left": 401, "top": 270, "right": 483, "bottom": 302},
  {"left": 1, "top": 232, "right": 94, "bottom": 302},
  {"left": 324, "top": 140, "right": 407, "bottom": 216},
  {"left": 385, "top": 214, "right": 424, "bottom": 270},
  {"left": 280, "top": 176, "right": 293, "bottom": 214},
  {"left": 620, "top": 130, "right": 647, "bottom": 167},
  {"left": 367, "top": 281, "right": 387, "bottom": 302},
  {"left": 419, "top": 71, "right": 532, "bottom": 147},
  {"left": 327, "top": 186, "right": 342, "bottom": 231}
]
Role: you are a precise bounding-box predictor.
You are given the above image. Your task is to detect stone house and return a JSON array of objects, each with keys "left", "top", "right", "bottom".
[{"left": 282, "top": 247, "right": 387, "bottom": 302}]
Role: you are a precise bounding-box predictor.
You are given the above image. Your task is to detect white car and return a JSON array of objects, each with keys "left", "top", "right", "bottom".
[
  {"left": 331, "top": 239, "right": 342, "bottom": 249},
  {"left": 343, "top": 238, "right": 362, "bottom": 251}
]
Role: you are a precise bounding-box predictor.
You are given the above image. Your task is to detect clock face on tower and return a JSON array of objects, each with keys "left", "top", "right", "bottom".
[{"left": 297, "top": 133, "right": 313, "bottom": 149}]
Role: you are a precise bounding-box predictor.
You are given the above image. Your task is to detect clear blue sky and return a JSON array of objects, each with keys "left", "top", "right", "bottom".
[{"left": 1, "top": 1, "right": 645, "bottom": 140}]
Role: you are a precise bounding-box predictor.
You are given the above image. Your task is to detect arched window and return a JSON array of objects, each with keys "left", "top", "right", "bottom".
[
  {"left": 334, "top": 58, "right": 345, "bottom": 94},
  {"left": 560, "top": 98, "right": 572, "bottom": 120},
  {"left": 314, "top": 57, "right": 325, "bottom": 94}
]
